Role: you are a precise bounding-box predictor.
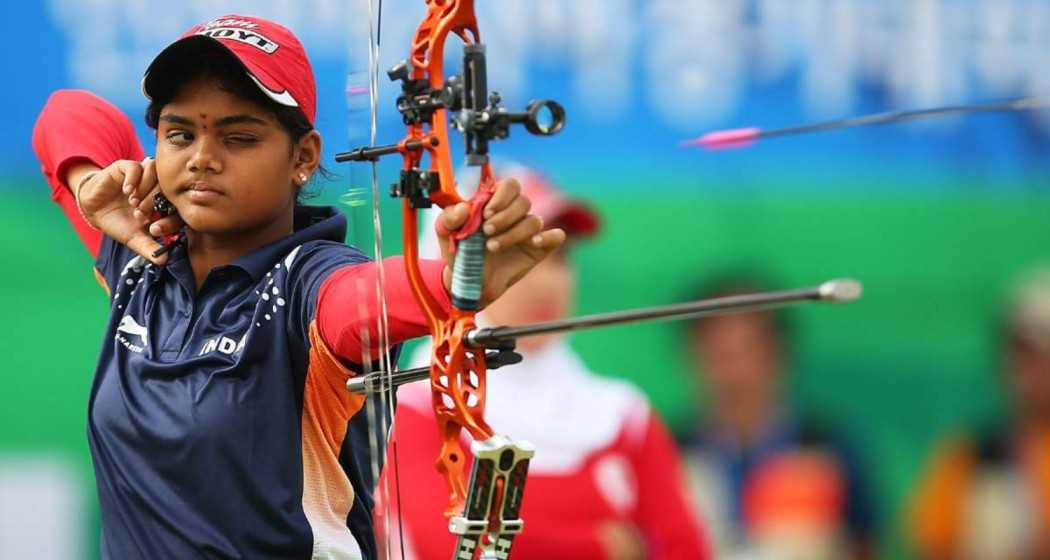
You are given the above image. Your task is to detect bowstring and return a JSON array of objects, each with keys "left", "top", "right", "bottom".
[{"left": 359, "top": 0, "right": 404, "bottom": 557}]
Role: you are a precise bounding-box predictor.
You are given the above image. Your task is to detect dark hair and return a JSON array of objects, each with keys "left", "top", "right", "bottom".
[{"left": 144, "top": 52, "right": 329, "bottom": 201}]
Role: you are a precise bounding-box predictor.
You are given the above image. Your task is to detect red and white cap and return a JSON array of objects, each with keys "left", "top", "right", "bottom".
[
  {"left": 142, "top": 15, "right": 317, "bottom": 124},
  {"left": 511, "top": 167, "right": 600, "bottom": 237},
  {"left": 418, "top": 163, "right": 599, "bottom": 260}
]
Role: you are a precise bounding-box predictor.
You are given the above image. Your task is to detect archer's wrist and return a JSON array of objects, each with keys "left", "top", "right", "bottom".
[
  {"left": 65, "top": 161, "right": 102, "bottom": 195},
  {"left": 71, "top": 166, "right": 103, "bottom": 231}
]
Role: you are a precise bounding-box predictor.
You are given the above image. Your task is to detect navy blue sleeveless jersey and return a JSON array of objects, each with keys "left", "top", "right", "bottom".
[{"left": 89, "top": 205, "right": 382, "bottom": 559}]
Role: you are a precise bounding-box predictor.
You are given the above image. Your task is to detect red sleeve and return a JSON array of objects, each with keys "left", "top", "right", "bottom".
[
  {"left": 316, "top": 256, "right": 449, "bottom": 366},
  {"left": 31, "top": 89, "right": 146, "bottom": 257},
  {"left": 631, "top": 412, "right": 712, "bottom": 559}
]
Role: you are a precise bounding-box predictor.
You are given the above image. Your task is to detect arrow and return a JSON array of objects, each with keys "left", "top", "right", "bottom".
[
  {"left": 348, "top": 278, "right": 862, "bottom": 394},
  {"left": 683, "top": 96, "right": 1050, "bottom": 150}
]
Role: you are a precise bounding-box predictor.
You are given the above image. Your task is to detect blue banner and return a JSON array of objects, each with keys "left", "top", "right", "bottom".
[{"left": 6, "top": 0, "right": 1050, "bottom": 187}]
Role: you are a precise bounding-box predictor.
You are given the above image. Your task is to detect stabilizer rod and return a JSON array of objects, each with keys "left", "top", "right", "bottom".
[{"left": 347, "top": 279, "right": 861, "bottom": 395}]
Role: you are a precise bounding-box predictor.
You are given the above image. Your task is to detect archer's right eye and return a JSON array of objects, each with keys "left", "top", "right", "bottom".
[{"left": 166, "top": 130, "right": 194, "bottom": 147}]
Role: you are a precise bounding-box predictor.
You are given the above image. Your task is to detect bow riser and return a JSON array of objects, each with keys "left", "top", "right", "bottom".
[
  {"left": 398, "top": 168, "right": 493, "bottom": 516},
  {"left": 395, "top": 0, "right": 498, "bottom": 519}
]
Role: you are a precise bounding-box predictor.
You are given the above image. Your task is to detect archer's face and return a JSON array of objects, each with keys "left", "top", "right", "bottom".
[{"left": 154, "top": 80, "right": 299, "bottom": 236}]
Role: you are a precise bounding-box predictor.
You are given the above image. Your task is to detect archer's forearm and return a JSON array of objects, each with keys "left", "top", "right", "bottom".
[
  {"left": 66, "top": 161, "right": 102, "bottom": 196},
  {"left": 316, "top": 256, "right": 451, "bottom": 365},
  {"left": 32, "top": 90, "right": 145, "bottom": 256}
]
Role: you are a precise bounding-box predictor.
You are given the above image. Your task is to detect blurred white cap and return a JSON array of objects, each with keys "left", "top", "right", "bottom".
[{"left": 419, "top": 161, "right": 599, "bottom": 258}]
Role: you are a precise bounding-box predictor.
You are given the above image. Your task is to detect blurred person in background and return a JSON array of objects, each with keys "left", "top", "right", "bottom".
[
  {"left": 909, "top": 266, "right": 1050, "bottom": 560},
  {"left": 384, "top": 165, "right": 710, "bottom": 559},
  {"left": 681, "top": 273, "right": 877, "bottom": 560}
]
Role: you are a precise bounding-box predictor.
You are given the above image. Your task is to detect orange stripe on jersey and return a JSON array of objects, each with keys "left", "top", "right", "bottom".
[
  {"left": 301, "top": 319, "right": 368, "bottom": 558},
  {"left": 1025, "top": 429, "right": 1050, "bottom": 552},
  {"left": 94, "top": 267, "right": 111, "bottom": 297},
  {"left": 908, "top": 439, "right": 974, "bottom": 559}
]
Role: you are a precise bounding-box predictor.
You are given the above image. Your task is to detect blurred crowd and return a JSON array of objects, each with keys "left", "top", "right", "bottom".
[
  {"left": 681, "top": 261, "right": 1050, "bottom": 560},
  {"left": 383, "top": 164, "right": 1050, "bottom": 560}
]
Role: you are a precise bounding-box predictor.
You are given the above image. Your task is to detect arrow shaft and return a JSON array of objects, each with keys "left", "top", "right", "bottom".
[
  {"left": 468, "top": 283, "right": 837, "bottom": 347},
  {"left": 348, "top": 279, "right": 861, "bottom": 394},
  {"left": 758, "top": 96, "right": 1049, "bottom": 140}
]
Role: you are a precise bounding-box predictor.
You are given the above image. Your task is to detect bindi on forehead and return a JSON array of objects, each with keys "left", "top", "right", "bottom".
[{"left": 200, "top": 114, "right": 208, "bottom": 130}]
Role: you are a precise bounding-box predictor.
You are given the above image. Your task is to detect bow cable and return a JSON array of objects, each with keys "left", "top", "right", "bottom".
[{"left": 356, "top": 0, "right": 404, "bottom": 557}]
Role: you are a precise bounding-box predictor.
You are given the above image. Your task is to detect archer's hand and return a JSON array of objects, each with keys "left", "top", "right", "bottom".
[
  {"left": 75, "top": 158, "right": 184, "bottom": 265},
  {"left": 437, "top": 177, "right": 566, "bottom": 307}
]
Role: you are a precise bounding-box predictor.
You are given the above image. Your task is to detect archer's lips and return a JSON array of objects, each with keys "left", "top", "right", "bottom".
[{"left": 183, "top": 182, "right": 225, "bottom": 202}]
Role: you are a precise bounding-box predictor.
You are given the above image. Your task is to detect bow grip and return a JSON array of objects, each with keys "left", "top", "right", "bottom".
[{"left": 447, "top": 184, "right": 494, "bottom": 310}]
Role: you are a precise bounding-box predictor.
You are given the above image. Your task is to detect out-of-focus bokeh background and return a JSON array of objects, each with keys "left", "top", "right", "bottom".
[{"left": 4, "top": 1, "right": 1050, "bottom": 558}]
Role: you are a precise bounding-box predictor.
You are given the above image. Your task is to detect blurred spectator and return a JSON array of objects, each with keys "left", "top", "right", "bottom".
[
  {"left": 910, "top": 266, "right": 1050, "bottom": 560},
  {"left": 383, "top": 165, "right": 710, "bottom": 559},
  {"left": 680, "top": 273, "right": 877, "bottom": 560}
]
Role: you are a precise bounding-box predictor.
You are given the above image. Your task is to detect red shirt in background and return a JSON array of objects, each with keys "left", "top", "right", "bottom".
[{"left": 380, "top": 342, "right": 711, "bottom": 559}]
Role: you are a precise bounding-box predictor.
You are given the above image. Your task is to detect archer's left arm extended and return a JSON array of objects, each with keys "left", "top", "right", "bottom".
[
  {"left": 316, "top": 179, "right": 563, "bottom": 367},
  {"left": 316, "top": 256, "right": 450, "bottom": 367}
]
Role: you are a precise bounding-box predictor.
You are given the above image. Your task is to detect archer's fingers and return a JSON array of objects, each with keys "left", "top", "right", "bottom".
[
  {"left": 486, "top": 214, "right": 543, "bottom": 253},
  {"left": 533, "top": 228, "right": 566, "bottom": 251},
  {"left": 147, "top": 215, "right": 185, "bottom": 238},
  {"left": 519, "top": 228, "right": 567, "bottom": 260},
  {"left": 134, "top": 186, "right": 161, "bottom": 216},
  {"left": 482, "top": 178, "right": 522, "bottom": 219},
  {"left": 438, "top": 202, "right": 471, "bottom": 237},
  {"left": 482, "top": 195, "right": 531, "bottom": 238},
  {"left": 128, "top": 158, "right": 158, "bottom": 206},
  {"left": 125, "top": 232, "right": 169, "bottom": 266},
  {"left": 119, "top": 161, "right": 143, "bottom": 196},
  {"left": 132, "top": 192, "right": 155, "bottom": 224},
  {"left": 101, "top": 164, "right": 130, "bottom": 194}
]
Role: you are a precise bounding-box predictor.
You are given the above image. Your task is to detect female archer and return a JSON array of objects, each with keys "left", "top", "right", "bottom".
[{"left": 31, "top": 14, "right": 563, "bottom": 559}]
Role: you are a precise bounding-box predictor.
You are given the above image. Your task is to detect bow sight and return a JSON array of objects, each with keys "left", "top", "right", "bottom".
[{"left": 335, "top": 45, "right": 566, "bottom": 201}]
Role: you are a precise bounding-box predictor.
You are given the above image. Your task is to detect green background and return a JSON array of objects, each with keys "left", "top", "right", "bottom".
[{"left": 4, "top": 175, "right": 1049, "bottom": 558}]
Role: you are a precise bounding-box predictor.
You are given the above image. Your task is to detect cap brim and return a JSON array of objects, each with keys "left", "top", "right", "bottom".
[
  {"left": 143, "top": 35, "right": 237, "bottom": 100},
  {"left": 141, "top": 34, "right": 297, "bottom": 109},
  {"left": 547, "top": 202, "right": 600, "bottom": 237}
]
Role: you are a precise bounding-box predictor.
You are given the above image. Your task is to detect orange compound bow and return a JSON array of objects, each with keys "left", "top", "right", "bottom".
[{"left": 336, "top": 1, "right": 565, "bottom": 557}]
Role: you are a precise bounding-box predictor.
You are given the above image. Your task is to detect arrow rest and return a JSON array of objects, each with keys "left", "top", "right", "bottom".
[{"left": 392, "top": 169, "right": 438, "bottom": 209}]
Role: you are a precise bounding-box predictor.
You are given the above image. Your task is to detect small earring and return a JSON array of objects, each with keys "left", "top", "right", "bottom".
[{"left": 299, "top": 174, "right": 308, "bottom": 184}]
